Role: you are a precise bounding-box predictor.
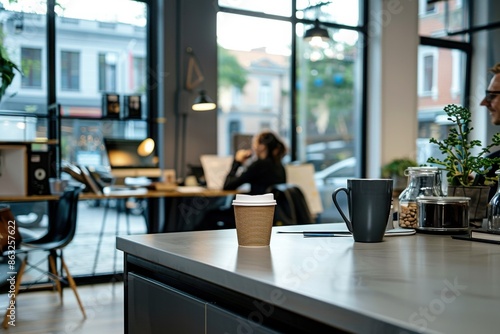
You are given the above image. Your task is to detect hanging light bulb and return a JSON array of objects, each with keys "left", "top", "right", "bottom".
[
  {"left": 304, "top": 19, "right": 330, "bottom": 45},
  {"left": 192, "top": 90, "right": 217, "bottom": 111}
]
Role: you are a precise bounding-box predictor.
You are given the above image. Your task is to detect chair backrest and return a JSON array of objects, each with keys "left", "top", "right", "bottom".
[
  {"left": 266, "top": 183, "right": 314, "bottom": 226},
  {"left": 48, "top": 186, "right": 82, "bottom": 248}
]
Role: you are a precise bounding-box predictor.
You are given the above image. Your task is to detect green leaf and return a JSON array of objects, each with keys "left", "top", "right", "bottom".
[
  {"left": 427, "top": 104, "right": 500, "bottom": 186},
  {"left": 0, "top": 52, "right": 22, "bottom": 102}
]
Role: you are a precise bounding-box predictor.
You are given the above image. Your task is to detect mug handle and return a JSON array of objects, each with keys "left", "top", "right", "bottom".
[{"left": 332, "top": 188, "right": 353, "bottom": 233}]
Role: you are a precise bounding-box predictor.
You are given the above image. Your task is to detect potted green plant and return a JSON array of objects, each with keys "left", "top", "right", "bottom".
[
  {"left": 0, "top": 43, "right": 22, "bottom": 103},
  {"left": 381, "top": 158, "right": 418, "bottom": 192},
  {"left": 426, "top": 104, "right": 500, "bottom": 226}
]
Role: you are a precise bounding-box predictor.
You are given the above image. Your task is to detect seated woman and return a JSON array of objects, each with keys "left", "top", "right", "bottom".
[
  {"left": 224, "top": 130, "right": 287, "bottom": 195},
  {"left": 199, "top": 130, "right": 287, "bottom": 229}
]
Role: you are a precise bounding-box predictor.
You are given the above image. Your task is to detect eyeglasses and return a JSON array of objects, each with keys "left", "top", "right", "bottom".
[{"left": 485, "top": 90, "right": 500, "bottom": 103}]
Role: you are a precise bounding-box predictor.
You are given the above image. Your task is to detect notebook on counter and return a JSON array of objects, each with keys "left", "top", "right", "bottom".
[
  {"left": 103, "top": 186, "right": 148, "bottom": 196},
  {"left": 451, "top": 228, "right": 500, "bottom": 245}
]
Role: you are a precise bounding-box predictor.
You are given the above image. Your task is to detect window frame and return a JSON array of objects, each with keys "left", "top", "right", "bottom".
[
  {"left": 419, "top": 11, "right": 472, "bottom": 109},
  {"left": 217, "top": 0, "right": 369, "bottom": 174}
]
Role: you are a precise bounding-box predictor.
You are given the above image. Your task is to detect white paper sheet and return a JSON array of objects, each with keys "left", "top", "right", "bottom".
[{"left": 200, "top": 155, "right": 234, "bottom": 190}]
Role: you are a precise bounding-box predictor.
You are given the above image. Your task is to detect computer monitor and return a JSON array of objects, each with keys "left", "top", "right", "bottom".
[{"left": 103, "top": 138, "right": 161, "bottom": 178}]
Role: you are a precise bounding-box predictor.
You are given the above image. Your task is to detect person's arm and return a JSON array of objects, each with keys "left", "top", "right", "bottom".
[
  {"left": 223, "top": 159, "right": 265, "bottom": 190},
  {"left": 223, "top": 149, "right": 252, "bottom": 190},
  {"left": 223, "top": 160, "right": 243, "bottom": 190}
]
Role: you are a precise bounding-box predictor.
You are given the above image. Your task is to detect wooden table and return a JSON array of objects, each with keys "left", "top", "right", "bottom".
[
  {"left": 1, "top": 187, "right": 239, "bottom": 280},
  {"left": 0, "top": 188, "right": 238, "bottom": 201},
  {"left": 0, "top": 187, "right": 240, "bottom": 233}
]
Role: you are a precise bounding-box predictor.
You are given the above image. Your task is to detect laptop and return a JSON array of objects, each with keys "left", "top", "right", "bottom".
[{"left": 103, "top": 138, "right": 161, "bottom": 178}]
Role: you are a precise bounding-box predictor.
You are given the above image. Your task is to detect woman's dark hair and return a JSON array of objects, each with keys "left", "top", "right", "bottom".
[{"left": 256, "top": 131, "right": 287, "bottom": 162}]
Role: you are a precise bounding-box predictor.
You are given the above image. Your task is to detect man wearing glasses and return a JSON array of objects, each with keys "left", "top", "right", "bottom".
[
  {"left": 480, "top": 63, "right": 500, "bottom": 200},
  {"left": 481, "top": 63, "right": 500, "bottom": 124}
]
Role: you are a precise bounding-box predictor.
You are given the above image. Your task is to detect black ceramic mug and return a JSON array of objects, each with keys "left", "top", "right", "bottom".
[{"left": 332, "top": 179, "right": 393, "bottom": 243}]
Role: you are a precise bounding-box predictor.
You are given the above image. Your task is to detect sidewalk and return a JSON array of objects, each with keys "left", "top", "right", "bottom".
[{"left": 19, "top": 201, "right": 148, "bottom": 283}]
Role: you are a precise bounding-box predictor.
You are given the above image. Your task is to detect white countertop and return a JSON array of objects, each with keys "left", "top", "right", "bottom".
[{"left": 117, "top": 223, "right": 500, "bottom": 333}]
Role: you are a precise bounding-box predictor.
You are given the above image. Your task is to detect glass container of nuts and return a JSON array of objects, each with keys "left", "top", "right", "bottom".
[{"left": 398, "top": 167, "right": 443, "bottom": 229}]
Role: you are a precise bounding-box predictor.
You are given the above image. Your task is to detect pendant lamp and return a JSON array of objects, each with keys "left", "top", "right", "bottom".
[
  {"left": 192, "top": 90, "right": 216, "bottom": 111},
  {"left": 304, "top": 19, "right": 330, "bottom": 43},
  {"left": 185, "top": 48, "right": 217, "bottom": 111}
]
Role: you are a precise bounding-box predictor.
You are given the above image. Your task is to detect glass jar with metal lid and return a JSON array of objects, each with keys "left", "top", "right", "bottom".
[
  {"left": 398, "top": 167, "right": 443, "bottom": 229},
  {"left": 416, "top": 196, "right": 470, "bottom": 232},
  {"left": 487, "top": 170, "right": 500, "bottom": 231}
]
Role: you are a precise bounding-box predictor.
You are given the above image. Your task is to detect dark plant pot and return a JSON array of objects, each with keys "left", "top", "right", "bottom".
[{"left": 447, "top": 185, "right": 490, "bottom": 228}]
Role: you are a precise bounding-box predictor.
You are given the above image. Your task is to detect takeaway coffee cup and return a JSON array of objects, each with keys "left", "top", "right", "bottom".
[
  {"left": 332, "top": 179, "right": 393, "bottom": 243},
  {"left": 232, "top": 193, "right": 276, "bottom": 247}
]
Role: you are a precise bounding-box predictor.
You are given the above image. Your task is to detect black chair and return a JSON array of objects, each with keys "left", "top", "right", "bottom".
[
  {"left": 266, "top": 183, "right": 314, "bottom": 225},
  {"left": 4, "top": 186, "right": 86, "bottom": 325}
]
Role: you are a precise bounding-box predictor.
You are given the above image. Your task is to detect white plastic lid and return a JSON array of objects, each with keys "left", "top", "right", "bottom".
[{"left": 232, "top": 193, "right": 276, "bottom": 206}]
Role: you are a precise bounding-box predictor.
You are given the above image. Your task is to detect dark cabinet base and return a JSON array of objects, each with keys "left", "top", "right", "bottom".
[
  {"left": 124, "top": 255, "right": 344, "bottom": 334},
  {"left": 128, "top": 273, "right": 205, "bottom": 333}
]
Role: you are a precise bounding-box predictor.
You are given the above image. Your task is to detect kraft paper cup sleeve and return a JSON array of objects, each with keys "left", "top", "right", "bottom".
[{"left": 233, "top": 205, "right": 275, "bottom": 247}]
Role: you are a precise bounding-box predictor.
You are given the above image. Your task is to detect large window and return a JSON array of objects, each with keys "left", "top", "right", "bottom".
[
  {"left": 55, "top": 0, "right": 148, "bottom": 166},
  {"left": 216, "top": 13, "right": 292, "bottom": 156},
  {"left": 217, "top": 2, "right": 362, "bottom": 163},
  {"left": 296, "top": 25, "right": 361, "bottom": 170},
  {"left": 0, "top": 0, "right": 152, "bottom": 280},
  {"left": 419, "top": 0, "right": 467, "bottom": 40},
  {"left": 0, "top": 4, "right": 47, "bottom": 112},
  {"left": 217, "top": 1, "right": 364, "bottom": 223},
  {"left": 0, "top": 0, "right": 149, "bottom": 165},
  {"left": 417, "top": 0, "right": 470, "bottom": 165}
]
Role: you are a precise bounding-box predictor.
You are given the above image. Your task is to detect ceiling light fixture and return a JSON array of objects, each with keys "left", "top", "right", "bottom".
[
  {"left": 185, "top": 48, "right": 217, "bottom": 111},
  {"left": 176, "top": 47, "right": 217, "bottom": 180},
  {"left": 304, "top": 19, "right": 330, "bottom": 43},
  {"left": 192, "top": 90, "right": 216, "bottom": 111}
]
